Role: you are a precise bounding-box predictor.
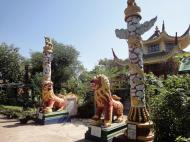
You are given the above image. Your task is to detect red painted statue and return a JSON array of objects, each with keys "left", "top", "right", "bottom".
[
  {"left": 42, "top": 81, "right": 67, "bottom": 113},
  {"left": 90, "top": 74, "right": 124, "bottom": 127}
]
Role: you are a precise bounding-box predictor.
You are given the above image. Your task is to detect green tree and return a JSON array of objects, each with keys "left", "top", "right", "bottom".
[
  {"left": 145, "top": 73, "right": 164, "bottom": 108},
  {"left": 31, "top": 72, "right": 43, "bottom": 106},
  {"left": 76, "top": 71, "right": 95, "bottom": 118},
  {"left": 91, "top": 58, "right": 128, "bottom": 79},
  {"left": 30, "top": 52, "right": 43, "bottom": 74},
  {"left": 30, "top": 40, "right": 81, "bottom": 92},
  {"left": 0, "top": 43, "right": 25, "bottom": 82},
  {"left": 52, "top": 40, "right": 81, "bottom": 91}
]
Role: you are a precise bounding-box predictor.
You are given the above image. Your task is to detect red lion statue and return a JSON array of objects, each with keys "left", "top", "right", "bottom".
[
  {"left": 90, "top": 74, "right": 124, "bottom": 127},
  {"left": 42, "top": 81, "right": 67, "bottom": 113}
]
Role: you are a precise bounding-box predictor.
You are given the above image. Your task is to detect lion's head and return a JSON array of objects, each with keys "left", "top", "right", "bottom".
[{"left": 90, "top": 74, "right": 110, "bottom": 92}]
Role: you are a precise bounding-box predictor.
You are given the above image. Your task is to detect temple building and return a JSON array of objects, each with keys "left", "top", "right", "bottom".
[{"left": 143, "top": 22, "right": 190, "bottom": 77}]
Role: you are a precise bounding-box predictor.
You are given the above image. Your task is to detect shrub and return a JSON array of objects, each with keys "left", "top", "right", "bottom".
[
  {"left": 0, "top": 105, "right": 36, "bottom": 120},
  {"left": 77, "top": 92, "right": 94, "bottom": 118},
  {"left": 148, "top": 74, "right": 190, "bottom": 141},
  {"left": 0, "top": 105, "right": 23, "bottom": 118},
  {"left": 0, "top": 89, "right": 8, "bottom": 105},
  {"left": 77, "top": 102, "right": 94, "bottom": 118},
  {"left": 176, "top": 136, "right": 190, "bottom": 142},
  {"left": 19, "top": 108, "right": 37, "bottom": 124},
  {"left": 145, "top": 73, "right": 164, "bottom": 110}
]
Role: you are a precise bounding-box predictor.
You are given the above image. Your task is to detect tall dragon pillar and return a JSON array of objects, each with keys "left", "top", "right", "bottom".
[
  {"left": 115, "top": 0, "right": 157, "bottom": 141},
  {"left": 43, "top": 37, "right": 53, "bottom": 84},
  {"left": 42, "top": 37, "right": 54, "bottom": 113}
]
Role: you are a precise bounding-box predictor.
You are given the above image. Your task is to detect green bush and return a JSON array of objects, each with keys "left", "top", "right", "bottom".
[
  {"left": 77, "top": 102, "right": 94, "bottom": 118},
  {"left": 150, "top": 89, "right": 189, "bottom": 141},
  {"left": 147, "top": 74, "right": 190, "bottom": 142},
  {"left": 77, "top": 92, "right": 94, "bottom": 118},
  {"left": 0, "top": 105, "right": 23, "bottom": 118},
  {"left": 0, "top": 105, "right": 36, "bottom": 120},
  {"left": 0, "top": 90, "right": 8, "bottom": 105},
  {"left": 31, "top": 72, "right": 43, "bottom": 107},
  {"left": 19, "top": 108, "right": 37, "bottom": 123},
  {"left": 145, "top": 73, "right": 164, "bottom": 110},
  {"left": 176, "top": 136, "right": 190, "bottom": 142}
]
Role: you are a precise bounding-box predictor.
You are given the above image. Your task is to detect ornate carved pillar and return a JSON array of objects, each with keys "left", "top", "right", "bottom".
[
  {"left": 42, "top": 37, "right": 54, "bottom": 113},
  {"left": 43, "top": 37, "right": 53, "bottom": 84},
  {"left": 115, "top": 0, "right": 157, "bottom": 141}
]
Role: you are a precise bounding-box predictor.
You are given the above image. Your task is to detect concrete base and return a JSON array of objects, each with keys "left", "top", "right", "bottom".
[
  {"left": 37, "top": 110, "right": 70, "bottom": 125},
  {"left": 85, "top": 122, "right": 127, "bottom": 142},
  {"left": 125, "top": 120, "right": 154, "bottom": 142}
]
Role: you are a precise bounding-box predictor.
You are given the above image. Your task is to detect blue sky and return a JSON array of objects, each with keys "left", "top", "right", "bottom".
[{"left": 0, "top": 0, "right": 190, "bottom": 70}]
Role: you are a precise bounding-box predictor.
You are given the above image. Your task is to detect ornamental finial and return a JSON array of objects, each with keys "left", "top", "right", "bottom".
[
  {"left": 124, "top": 0, "right": 141, "bottom": 22},
  {"left": 43, "top": 37, "right": 53, "bottom": 53}
]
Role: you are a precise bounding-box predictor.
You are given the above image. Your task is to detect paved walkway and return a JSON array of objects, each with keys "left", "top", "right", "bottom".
[{"left": 0, "top": 115, "right": 91, "bottom": 142}]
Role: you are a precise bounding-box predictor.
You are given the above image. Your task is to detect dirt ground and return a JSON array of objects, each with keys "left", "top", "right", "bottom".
[{"left": 0, "top": 115, "right": 92, "bottom": 142}]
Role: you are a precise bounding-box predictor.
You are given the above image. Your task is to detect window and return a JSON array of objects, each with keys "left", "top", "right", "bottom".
[
  {"left": 148, "top": 44, "right": 160, "bottom": 53},
  {"left": 166, "top": 43, "right": 175, "bottom": 52}
]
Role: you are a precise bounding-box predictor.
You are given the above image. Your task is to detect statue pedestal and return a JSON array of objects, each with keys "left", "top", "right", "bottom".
[
  {"left": 85, "top": 122, "right": 127, "bottom": 142},
  {"left": 125, "top": 120, "right": 154, "bottom": 142},
  {"left": 37, "top": 110, "right": 70, "bottom": 125}
]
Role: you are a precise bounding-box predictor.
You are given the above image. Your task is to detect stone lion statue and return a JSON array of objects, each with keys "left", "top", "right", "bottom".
[
  {"left": 90, "top": 74, "right": 124, "bottom": 127},
  {"left": 42, "top": 81, "right": 67, "bottom": 113}
]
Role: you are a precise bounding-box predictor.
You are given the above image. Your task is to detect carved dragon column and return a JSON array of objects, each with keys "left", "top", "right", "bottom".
[
  {"left": 115, "top": 0, "right": 157, "bottom": 141},
  {"left": 43, "top": 37, "right": 53, "bottom": 84},
  {"left": 42, "top": 37, "right": 54, "bottom": 113}
]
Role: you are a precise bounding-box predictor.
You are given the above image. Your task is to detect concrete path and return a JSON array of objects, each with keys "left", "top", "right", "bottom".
[{"left": 0, "top": 115, "right": 92, "bottom": 142}]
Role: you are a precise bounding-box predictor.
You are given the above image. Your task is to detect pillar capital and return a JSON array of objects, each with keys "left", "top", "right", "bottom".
[{"left": 124, "top": 0, "right": 141, "bottom": 22}]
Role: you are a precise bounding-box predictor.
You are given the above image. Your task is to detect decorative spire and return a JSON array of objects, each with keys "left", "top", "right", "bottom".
[
  {"left": 155, "top": 26, "right": 159, "bottom": 31},
  {"left": 162, "top": 20, "right": 165, "bottom": 32},
  {"left": 124, "top": 0, "right": 141, "bottom": 22},
  {"left": 154, "top": 26, "right": 160, "bottom": 37},
  {"left": 43, "top": 37, "right": 53, "bottom": 53},
  {"left": 175, "top": 32, "right": 178, "bottom": 45}
]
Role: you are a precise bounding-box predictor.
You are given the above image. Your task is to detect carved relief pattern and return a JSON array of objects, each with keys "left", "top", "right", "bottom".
[
  {"left": 127, "top": 16, "right": 146, "bottom": 108},
  {"left": 42, "top": 37, "right": 53, "bottom": 82},
  {"left": 43, "top": 52, "right": 52, "bottom": 81}
]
